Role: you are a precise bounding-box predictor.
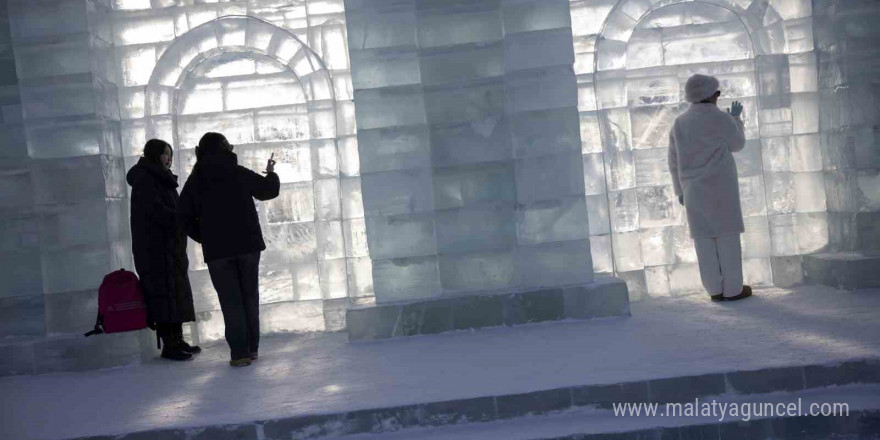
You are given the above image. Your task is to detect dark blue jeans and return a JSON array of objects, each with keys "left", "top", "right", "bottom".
[{"left": 207, "top": 252, "right": 261, "bottom": 360}]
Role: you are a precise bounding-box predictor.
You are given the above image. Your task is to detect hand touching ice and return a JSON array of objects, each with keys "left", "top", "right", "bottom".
[{"left": 727, "top": 101, "right": 743, "bottom": 118}]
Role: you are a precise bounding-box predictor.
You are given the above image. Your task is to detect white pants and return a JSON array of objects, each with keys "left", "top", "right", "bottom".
[{"left": 693, "top": 234, "right": 743, "bottom": 297}]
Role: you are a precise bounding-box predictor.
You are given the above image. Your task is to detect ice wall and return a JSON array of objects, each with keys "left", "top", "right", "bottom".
[
  {"left": 569, "top": 0, "right": 829, "bottom": 298},
  {"left": 0, "top": 0, "right": 367, "bottom": 361},
  {"left": 346, "top": 0, "right": 593, "bottom": 303},
  {"left": 813, "top": 0, "right": 880, "bottom": 255}
]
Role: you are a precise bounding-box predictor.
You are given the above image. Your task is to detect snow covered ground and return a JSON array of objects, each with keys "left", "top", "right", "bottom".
[{"left": 2, "top": 285, "right": 879, "bottom": 440}]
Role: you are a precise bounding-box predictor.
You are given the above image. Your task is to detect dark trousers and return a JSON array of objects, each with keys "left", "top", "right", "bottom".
[{"left": 207, "top": 252, "right": 261, "bottom": 360}]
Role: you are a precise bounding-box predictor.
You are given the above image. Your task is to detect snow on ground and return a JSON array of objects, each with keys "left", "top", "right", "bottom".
[{"left": 2, "top": 285, "right": 879, "bottom": 440}]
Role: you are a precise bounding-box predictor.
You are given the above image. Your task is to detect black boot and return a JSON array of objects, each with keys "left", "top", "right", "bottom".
[
  {"left": 173, "top": 324, "right": 201, "bottom": 355},
  {"left": 160, "top": 336, "right": 193, "bottom": 361}
]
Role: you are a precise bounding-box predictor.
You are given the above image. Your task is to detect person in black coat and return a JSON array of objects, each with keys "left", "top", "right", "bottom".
[
  {"left": 127, "top": 139, "right": 201, "bottom": 361},
  {"left": 179, "top": 132, "right": 279, "bottom": 367}
]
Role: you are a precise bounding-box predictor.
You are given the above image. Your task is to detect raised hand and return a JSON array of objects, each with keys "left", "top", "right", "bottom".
[
  {"left": 264, "top": 152, "right": 276, "bottom": 174},
  {"left": 727, "top": 101, "right": 743, "bottom": 118}
]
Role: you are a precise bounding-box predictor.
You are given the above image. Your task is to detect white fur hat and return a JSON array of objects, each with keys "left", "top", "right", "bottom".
[{"left": 685, "top": 74, "right": 720, "bottom": 103}]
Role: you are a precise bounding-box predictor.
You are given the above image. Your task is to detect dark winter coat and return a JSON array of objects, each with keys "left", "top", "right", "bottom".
[
  {"left": 179, "top": 150, "right": 280, "bottom": 263},
  {"left": 127, "top": 157, "right": 196, "bottom": 324}
]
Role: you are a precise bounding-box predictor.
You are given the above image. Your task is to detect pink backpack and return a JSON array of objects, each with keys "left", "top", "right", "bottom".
[{"left": 84, "top": 269, "right": 148, "bottom": 337}]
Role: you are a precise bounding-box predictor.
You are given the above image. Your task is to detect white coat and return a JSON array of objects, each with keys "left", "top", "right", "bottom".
[{"left": 668, "top": 103, "right": 746, "bottom": 238}]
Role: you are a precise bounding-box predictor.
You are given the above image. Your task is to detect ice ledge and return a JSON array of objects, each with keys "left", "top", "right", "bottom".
[
  {"left": 346, "top": 275, "right": 630, "bottom": 342},
  {"left": 803, "top": 252, "right": 880, "bottom": 290}
]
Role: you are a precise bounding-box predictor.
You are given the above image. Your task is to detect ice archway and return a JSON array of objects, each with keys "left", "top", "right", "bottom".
[
  {"left": 575, "top": 0, "right": 825, "bottom": 297},
  {"left": 143, "top": 15, "right": 369, "bottom": 342}
]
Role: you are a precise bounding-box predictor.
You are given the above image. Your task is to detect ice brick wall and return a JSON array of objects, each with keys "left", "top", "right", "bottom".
[
  {"left": 1, "top": 0, "right": 134, "bottom": 340},
  {"left": 813, "top": 0, "right": 880, "bottom": 255},
  {"left": 346, "top": 0, "right": 593, "bottom": 303},
  {"left": 570, "top": 0, "right": 828, "bottom": 298},
  {"left": 117, "top": 2, "right": 366, "bottom": 341},
  {"left": 0, "top": 0, "right": 369, "bottom": 348}
]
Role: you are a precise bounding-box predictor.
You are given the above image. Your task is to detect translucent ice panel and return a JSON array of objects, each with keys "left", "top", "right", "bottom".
[
  {"left": 604, "top": 150, "right": 636, "bottom": 192},
  {"left": 255, "top": 107, "right": 311, "bottom": 142},
  {"left": 739, "top": 176, "right": 768, "bottom": 217},
  {"left": 569, "top": 0, "right": 616, "bottom": 37},
  {"left": 439, "top": 250, "right": 517, "bottom": 293},
  {"left": 177, "top": 111, "right": 255, "bottom": 149},
  {"left": 769, "top": 214, "right": 797, "bottom": 256},
  {"left": 501, "top": 0, "right": 570, "bottom": 34},
  {"left": 764, "top": 172, "right": 795, "bottom": 215},
  {"left": 609, "top": 189, "right": 639, "bottom": 233},
  {"left": 770, "top": 0, "right": 812, "bottom": 20},
  {"left": 365, "top": 214, "right": 436, "bottom": 260},
  {"left": 734, "top": 140, "right": 763, "bottom": 178},
  {"left": 361, "top": 169, "right": 433, "bottom": 217},
  {"left": 612, "top": 231, "right": 643, "bottom": 272},
  {"left": 372, "top": 255, "right": 441, "bottom": 303},
  {"left": 320, "top": 258, "right": 348, "bottom": 299},
  {"left": 263, "top": 222, "right": 317, "bottom": 264},
  {"left": 640, "top": 226, "right": 675, "bottom": 266},
  {"left": 662, "top": 22, "right": 752, "bottom": 66},
  {"left": 417, "top": 9, "right": 502, "bottom": 48},
  {"left": 114, "top": 14, "right": 176, "bottom": 45},
  {"left": 633, "top": 148, "right": 670, "bottom": 188},
  {"left": 225, "top": 75, "right": 305, "bottom": 110},
  {"left": 583, "top": 153, "right": 607, "bottom": 195},
  {"left": 291, "top": 261, "right": 321, "bottom": 301},
  {"left": 741, "top": 216, "right": 771, "bottom": 259},
  {"left": 668, "top": 263, "right": 703, "bottom": 295},
  {"left": 354, "top": 86, "right": 426, "bottom": 130},
  {"left": 347, "top": 257, "right": 374, "bottom": 298},
  {"left": 629, "top": 105, "right": 680, "bottom": 149},
  {"left": 644, "top": 265, "right": 671, "bottom": 297},
  {"left": 673, "top": 226, "right": 698, "bottom": 264},
  {"left": 761, "top": 136, "right": 791, "bottom": 172},
  {"left": 178, "top": 82, "right": 223, "bottom": 115},
  {"left": 788, "top": 53, "right": 818, "bottom": 93},
  {"left": 585, "top": 194, "right": 610, "bottom": 236},
  {"left": 793, "top": 172, "right": 826, "bottom": 213},
  {"left": 796, "top": 212, "right": 828, "bottom": 253},
  {"left": 791, "top": 134, "right": 822, "bottom": 172},
  {"left": 517, "top": 198, "right": 590, "bottom": 246},
  {"left": 791, "top": 93, "right": 819, "bottom": 134},
  {"left": 626, "top": 75, "right": 680, "bottom": 108},
  {"left": 626, "top": 29, "right": 663, "bottom": 70},
  {"left": 510, "top": 108, "right": 581, "bottom": 159},
  {"left": 637, "top": 185, "right": 680, "bottom": 228},
  {"left": 743, "top": 258, "right": 772, "bottom": 287},
  {"left": 266, "top": 182, "right": 315, "bottom": 224},
  {"left": 261, "top": 300, "right": 326, "bottom": 333},
  {"left": 590, "top": 234, "right": 613, "bottom": 274},
  {"left": 640, "top": 2, "right": 737, "bottom": 28},
  {"left": 350, "top": 49, "right": 421, "bottom": 90}
]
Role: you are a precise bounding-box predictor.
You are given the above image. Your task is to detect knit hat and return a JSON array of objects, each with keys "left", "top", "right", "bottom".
[{"left": 685, "top": 74, "right": 720, "bottom": 103}]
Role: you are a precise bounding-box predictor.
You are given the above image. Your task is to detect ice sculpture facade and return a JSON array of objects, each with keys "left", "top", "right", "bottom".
[
  {"left": 346, "top": 0, "right": 593, "bottom": 303},
  {"left": 0, "top": 0, "right": 877, "bottom": 374},
  {"left": 568, "top": 0, "right": 846, "bottom": 298}
]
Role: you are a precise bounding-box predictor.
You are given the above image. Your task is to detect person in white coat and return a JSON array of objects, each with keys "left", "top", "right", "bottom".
[{"left": 668, "top": 74, "right": 752, "bottom": 301}]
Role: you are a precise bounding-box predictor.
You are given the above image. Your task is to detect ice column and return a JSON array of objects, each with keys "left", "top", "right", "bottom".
[
  {"left": 347, "top": 0, "right": 593, "bottom": 303},
  {"left": 0, "top": 0, "right": 147, "bottom": 374}
]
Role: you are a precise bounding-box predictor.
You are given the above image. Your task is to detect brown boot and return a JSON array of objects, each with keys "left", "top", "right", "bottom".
[{"left": 723, "top": 285, "right": 753, "bottom": 301}]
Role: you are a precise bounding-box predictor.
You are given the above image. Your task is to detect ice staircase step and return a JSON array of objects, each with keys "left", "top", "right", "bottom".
[
  {"left": 67, "top": 358, "right": 880, "bottom": 440},
  {"left": 803, "top": 252, "right": 880, "bottom": 290},
  {"left": 336, "top": 385, "right": 880, "bottom": 440}
]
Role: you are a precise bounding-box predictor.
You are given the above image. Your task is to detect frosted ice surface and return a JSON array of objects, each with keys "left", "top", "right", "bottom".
[
  {"left": 626, "top": 28, "right": 663, "bottom": 70},
  {"left": 603, "top": 149, "right": 636, "bottom": 192},
  {"left": 353, "top": 87, "right": 426, "bottom": 130},
  {"left": 502, "top": 0, "right": 571, "bottom": 34},
  {"left": 626, "top": 76, "right": 680, "bottom": 108},
  {"left": 596, "top": 39, "right": 627, "bottom": 71},
  {"left": 266, "top": 183, "right": 315, "bottom": 224},
  {"left": 667, "top": 263, "right": 703, "bottom": 294},
  {"left": 361, "top": 169, "right": 433, "bottom": 216},
  {"left": 761, "top": 136, "right": 792, "bottom": 172},
  {"left": 585, "top": 194, "right": 611, "bottom": 236},
  {"left": 569, "top": 0, "right": 616, "bottom": 37},
  {"left": 609, "top": 189, "right": 639, "bottom": 232},
  {"left": 263, "top": 222, "right": 317, "bottom": 263},
  {"left": 741, "top": 216, "right": 771, "bottom": 259},
  {"left": 795, "top": 213, "right": 828, "bottom": 253},
  {"left": 582, "top": 153, "right": 607, "bottom": 195},
  {"left": 595, "top": 73, "right": 627, "bottom": 109},
  {"left": 435, "top": 205, "right": 516, "bottom": 254},
  {"left": 769, "top": 214, "right": 797, "bottom": 256},
  {"left": 739, "top": 176, "right": 768, "bottom": 217},
  {"left": 579, "top": 112, "right": 603, "bottom": 154},
  {"left": 178, "top": 82, "right": 223, "bottom": 115},
  {"left": 629, "top": 105, "right": 679, "bottom": 149},
  {"left": 673, "top": 226, "right": 698, "bottom": 264},
  {"left": 637, "top": 185, "right": 679, "bottom": 228},
  {"left": 518, "top": 240, "right": 593, "bottom": 286},
  {"left": 439, "top": 250, "right": 517, "bottom": 293},
  {"left": 341, "top": 177, "right": 365, "bottom": 220},
  {"left": 640, "top": 226, "right": 675, "bottom": 267},
  {"left": 261, "top": 300, "right": 326, "bottom": 333},
  {"left": 365, "top": 215, "right": 436, "bottom": 260},
  {"left": 372, "top": 256, "right": 441, "bottom": 302},
  {"left": 517, "top": 198, "right": 590, "bottom": 246},
  {"left": 662, "top": 23, "right": 752, "bottom": 66},
  {"left": 858, "top": 171, "right": 880, "bottom": 211},
  {"left": 612, "top": 231, "right": 643, "bottom": 272},
  {"left": 791, "top": 134, "right": 822, "bottom": 172},
  {"left": 734, "top": 140, "right": 763, "bottom": 177},
  {"left": 314, "top": 178, "right": 341, "bottom": 220},
  {"left": 794, "top": 172, "right": 826, "bottom": 213},
  {"left": 633, "top": 148, "right": 670, "bottom": 187},
  {"left": 225, "top": 75, "right": 304, "bottom": 110},
  {"left": 344, "top": 218, "right": 369, "bottom": 258},
  {"left": 644, "top": 265, "right": 671, "bottom": 297},
  {"left": 291, "top": 261, "right": 322, "bottom": 301},
  {"left": 515, "top": 152, "right": 586, "bottom": 203},
  {"left": 791, "top": 93, "right": 819, "bottom": 135},
  {"left": 788, "top": 53, "right": 818, "bottom": 93},
  {"left": 417, "top": 10, "right": 501, "bottom": 48},
  {"left": 770, "top": 0, "right": 812, "bottom": 20},
  {"left": 743, "top": 258, "right": 773, "bottom": 286},
  {"left": 504, "top": 28, "right": 574, "bottom": 73},
  {"left": 764, "top": 172, "right": 795, "bottom": 215},
  {"left": 589, "top": 234, "right": 613, "bottom": 273},
  {"left": 785, "top": 17, "right": 814, "bottom": 54},
  {"left": 351, "top": 49, "right": 420, "bottom": 90},
  {"left": 346, "top": 256, "right": 374, "bottom": 298},
  {"left": 319, "top": 258, "right": 348, "bottom": 299},
  {"left": 114, "top": 15, "right": 176, "bottom": 46}
]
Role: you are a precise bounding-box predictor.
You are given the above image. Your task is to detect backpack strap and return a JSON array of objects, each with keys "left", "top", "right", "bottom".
[{"left": 84, "top": 314, "right": 104, "bottom": 337}]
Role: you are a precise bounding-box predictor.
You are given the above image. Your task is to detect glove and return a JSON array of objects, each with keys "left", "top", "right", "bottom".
[
  {"left": 727, "top": 101, "right": 743, "bottom": 118},
  {"left": 678, "top": 195, "right": 684, "bottom": 206}
]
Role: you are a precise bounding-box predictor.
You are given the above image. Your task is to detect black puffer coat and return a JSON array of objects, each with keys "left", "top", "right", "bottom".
[
  {"left": 179, "top": 149, "right": 280, "bottom": 263},
  {"left": 127, "top": 157, "right": 196, "bottom": 324}
]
